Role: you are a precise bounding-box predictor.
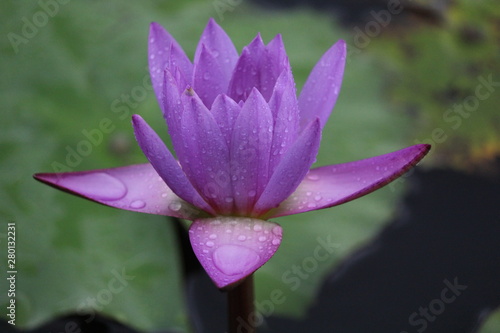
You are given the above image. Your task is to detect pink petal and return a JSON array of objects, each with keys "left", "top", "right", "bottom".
[
  {"left": 180, "top": 90, "right": 233, "bottom": 214},
  {"left": 194, "top": 18, "right": 238, "bottom": 87},
  {"left": 132, "top": 114, "right": 215, "bottom": 215},
  {"left": 230, "top": 88, "right": 273, "bottom": 215},
  {"left": 298, "top": 40, "right": 346, "bottom": 129},
  {"left": 254, "top": 119, "right": 321, "bottom": 216},
  {"left": 193, "top": 45, "right": 226, "bottom": 107},
  {"left": 267, "top": 144, "right": 431, "bottom": 218},
  {"left": 33, "top": 164, "right": 204, "bottom": 220},
  {"left": 148, "top": 22, "right": 192, "bottom": 108},
  {"left": 189, "top": 217, "right": 283, "bottom": 289}
]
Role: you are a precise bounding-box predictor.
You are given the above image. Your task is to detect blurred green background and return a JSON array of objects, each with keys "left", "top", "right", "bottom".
[{"left": 1, "top": 0, "right": 499, "bottom": 332}]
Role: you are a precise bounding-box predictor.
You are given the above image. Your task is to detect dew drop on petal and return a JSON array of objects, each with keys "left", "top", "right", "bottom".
[
  {"left": 63, "top": 173, "right": 127, "bottom": 201},
  {"left": 248, "top": 190, "right": 257, "bottom": 197},
  {"left": 253, "top": 224, "right": 263, "bottom": 232},
  {"left": 130, "top": 200, "right": 146, "bottom": 209},
  {"left": 307, "top": 173, "right": 320, "bottom": 181},
  {"left": 238, "top": 235, "right": 247, "bottom": 241},
  {"left": 212, "top": 245, "right": 260, "bottom": 276},
  {"left": 258, "top": 236, "right": 267, "bottom": 242},
  {"left": 206, "top": 241, "right": 215, "bottom": 247},
  {"left": 272, "top": 239, "right": 280, "bottom": 245},
  {"left": 209, "top": 234, "right": 217, "bottom": 239},
  {"left": 169, "top": 202, "right": 182, "bottom": 212}
]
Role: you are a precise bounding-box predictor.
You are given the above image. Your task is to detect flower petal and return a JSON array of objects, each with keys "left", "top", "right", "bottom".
[
  {"left": 193, "top": 45, "right": 227, "bottom": 107},
  {"left": 298, "top": 40, "right": 346, "bottom": 129},
  {"left": 254, "top": 119, "right": 321, "bottom": 216},
  {"left": 132, "top": 114, "right": 215, "bottom": 215},
  {"left": 259, "top": 34, "right": 288, "bottom": 101},
  {"left": 161, "top": 68, "right": 188, "bottom": 162},
  {"left": 148, "top": 22, "right": 192, "bottom": 108},
  {"left": 211, "top": 94, "right": 241, "bottom": 147},
  {"left": 227, "top": 34, "right": 266, "bottom": 103},
  {"left": 230, "top": 88, "right": 273, "bottom": 215},
  {"left": 267, "top": 144, "right": 431, "bottom": 218},
  {"left": 33, "top": 164, "right": 203, "bottom": 220},
  {"left": 268, "top": 66, "right": 300, "bottom": 175},
  {"left": 194, "top": 18, "right": 238, "bottom": 87},
  {"left": 189, "top": 217, "right": 282, "bottom": 289},
  {"left": 180, "top": 89, "right": 233, "bottom": 214}
]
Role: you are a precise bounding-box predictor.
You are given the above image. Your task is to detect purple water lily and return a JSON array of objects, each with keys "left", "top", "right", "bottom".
[{"left": 34, "top": 19, "right": 430, "bottom": 289}]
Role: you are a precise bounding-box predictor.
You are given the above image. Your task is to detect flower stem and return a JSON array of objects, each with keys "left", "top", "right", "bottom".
[{"left": 227, "top": 274, "right": 255, "bottom": 333}]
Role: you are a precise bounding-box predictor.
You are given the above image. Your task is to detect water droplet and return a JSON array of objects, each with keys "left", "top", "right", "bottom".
[
  {"left": 248, "top": 190, "right": 256, "bottom": 197},
  {"left": 203, "top": 72, "right": 211, "bottom": 80},
  {"left": 306, "top": 191, "right": 312, "bottom": 196},
  {"left": 209, "top": 234, "right": 217, "bottom": 239},
  {"left": 258, "top": 236, "right": 267, "bottom": 242},
  {"left": 161, "top": 192, "right": 168, "bottom": 198},
  {"left": 130, "top": 200, "right": 146, "bottom": 209},
  {"left": 169, "top": 202, "right": 182, "bottom": 211},
  {"left": 253, "top": 224, "right": 263, "bottom": 232},
  {"left": 272, "top": 226, "right": 282, "bottom": 236},
  {"left": 272, "top": 239, "right": 280, "bottom": 245},
  {"left": 212, "top": 245, "right": 260, "bottom": 276},
  {"left": 307, "top": 203, "right": 317, "bottom": 208},
  {"left": 206, "top": 241, "right": 215, "bottom": 247},
  {"left": 225, "top": 197, "right": 234, "bottom": 203},
  {"left": 314, "top": 195, "right": 322, "bottom": 201},
  {"left": 307, "top": 173, "right": 320, "bottom": 181},
  {"left": 149, "top": 54, "right": 155, "bottom": 60},
  {"left": 63, "top": 173, "right": 127, "bottom": 201},
  {"left": 212, "top": 50, "right": 220, "bottom": 57},
  {"left": 238, "top": 235, "right": 247, "bottom": 241}
]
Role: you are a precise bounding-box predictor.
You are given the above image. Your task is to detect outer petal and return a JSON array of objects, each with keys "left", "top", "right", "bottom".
[
  {"left": 180, "top": 90, "right": 233, "bottom": 213},
  {"left": 33, "top": 164, "right": 203, "bottom": 220},
  {"left": 189, "top": 217, "right": 283, "bottom": 289},
  {"left": 254, "top": 119, "right": 321, "bottom": 216},
  {"left": 148, "top": 22, "right": 192, "bottom": 108},
  {"left": 230, "top": 88, "right": 273, "bottom": 215},
  {"left": 266, "top": 144, "right": 431, "bottom": 218},
  {"left": 132, "top": 114, "right": 215, "bottom": 215},
  {"left": 193, "top": 45, "right": 227, "bottom": 107},
  {"left": 298, "top": 40, "right": 346, "bottom": 129},
  {"left": 194, "top": 18, "right": 238, "bottom": 87}
]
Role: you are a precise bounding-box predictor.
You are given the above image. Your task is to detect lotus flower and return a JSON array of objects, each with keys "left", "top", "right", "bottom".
[{"left": 34, "top": 19, "right": 430, "bottom": 289}]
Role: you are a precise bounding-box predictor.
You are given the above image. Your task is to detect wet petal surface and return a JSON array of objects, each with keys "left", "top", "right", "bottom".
[
  {"left": 189, "top": 217, "right": 282, "bottom": 289},
  {"left": 34, "top": 163, "right": 204, "bottom": 219},
  {"left": 267, "top": 144, "right": 431, "bottom": 218}
]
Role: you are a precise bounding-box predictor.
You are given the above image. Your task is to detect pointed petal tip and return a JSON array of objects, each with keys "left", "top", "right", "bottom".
[
  {"left": 189, "top": 217, "right": 282, "bottom": 290},
  {"left": 268, "top": 143, "right": 432, "bottom": 218}
]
